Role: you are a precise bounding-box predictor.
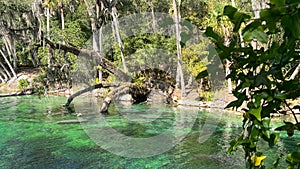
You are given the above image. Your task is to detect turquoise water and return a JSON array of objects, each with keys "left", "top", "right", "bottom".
[{"left": 0, "top": 96, "right": 298, "bottom": 168}]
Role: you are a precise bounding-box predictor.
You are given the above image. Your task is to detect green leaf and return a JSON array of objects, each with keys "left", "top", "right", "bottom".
[
  {"left": 248, "top": 106, "right": 262, "bottom": 121},
  {"left": 255, "top": 71, "right": 271, "bottom": 88},
  {"left": 275, "top": 122, "right": 295, "bottom": 136},
  {"left": 181, "top": 20, "right": 193, "bottom": 31},
  {"left": 291, "top": 152, "right": 300, "bottom": 163},
  {"left": 270, "top": 0, "right": 286, "bottom": 6},
  {"left": 205, "top": 27, "right": 221, "bottom": 41},
  {"left": 228, "top": 135, "right": 244, "bottom": 154},
  {"left": 195, "top": 70, "right": 208, "bottom": 80},
  {"left": 243, "top": 27, "right": 268, "bottom": 43},
  {"left": 262, "top": 117, "right": 271, "bottom": 128},
  {"left": 274, "top": 92, "right": 286, "bottom": 100},
  {"left": 232, "top": 13, "right": 251, "bottom": 32},
  {"left": 268, "top": 133, "right": 280, "bottom": 147},
  {"left": 180, "top": 32, "right": 192, "bottom": 43},
  {"left": 282, "top": 14, "right": 300, "bottom": 39},
  {"left": 243, "top": 20, "right": 261, "bottom": 34},
  {"left": 223, "top": 5, "right": 237, "bottom": 20},
  {"left": 161, "top": 17, "right": 174, "bottom": 27}
]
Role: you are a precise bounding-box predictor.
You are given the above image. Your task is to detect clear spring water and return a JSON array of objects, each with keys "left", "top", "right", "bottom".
[{"left": 0, "top": 95, "right": 298, "bottom": 168}]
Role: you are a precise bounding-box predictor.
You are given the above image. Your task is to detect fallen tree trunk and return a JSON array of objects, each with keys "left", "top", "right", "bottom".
[
  {"left": 43, "top": 38, "right": 131, "bottom": 81},
  {"left": 64, "top": 82, "right": 123, "bottom": 107},
  {"left": 0, "top": 88, "right": 34, "bottom": 98},
  {"left": 100, "top": 84, "right": 131, "bottom": 113}
]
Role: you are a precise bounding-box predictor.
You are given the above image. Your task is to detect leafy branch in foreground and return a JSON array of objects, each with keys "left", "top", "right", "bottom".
[{"left": 206, "top": 1, "right": 300, "bottom": 168}]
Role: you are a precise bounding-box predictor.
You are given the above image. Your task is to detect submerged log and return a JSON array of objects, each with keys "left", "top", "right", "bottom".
[{"left": 57, "top": 119, "right": 88, "bottom": 124}]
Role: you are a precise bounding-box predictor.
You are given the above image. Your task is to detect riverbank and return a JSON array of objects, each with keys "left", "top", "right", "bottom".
[{"left": 0, "top": 68, "right": 298, "bottom": 118}]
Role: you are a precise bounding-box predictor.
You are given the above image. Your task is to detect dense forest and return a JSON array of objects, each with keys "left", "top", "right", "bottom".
[{"left": 0, "top": 0, "right": 300, "bottom": 168}]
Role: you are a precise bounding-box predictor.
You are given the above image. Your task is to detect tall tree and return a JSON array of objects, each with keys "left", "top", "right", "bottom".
[
  {"left": 173, "top": 0, "right": 185, "bottom": 97},
  {"left": 111, "top": 5, "right": 127, "bottom": 72},
  {"left": 0, "top": 49, "right": 17, "bottom": 78}
]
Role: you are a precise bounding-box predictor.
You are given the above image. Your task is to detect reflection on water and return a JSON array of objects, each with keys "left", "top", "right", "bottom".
[{"left": 0, "top": 96, "right": 298, "bottom": 168}]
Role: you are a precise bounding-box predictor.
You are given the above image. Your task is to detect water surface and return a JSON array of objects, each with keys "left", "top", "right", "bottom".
[{"left": 0, "top": 96, "right": 298, "bottom": 168}]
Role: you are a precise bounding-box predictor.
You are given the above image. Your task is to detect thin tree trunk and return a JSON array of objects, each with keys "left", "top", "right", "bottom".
[
  {"left": 173, "top": 0, "right": 185, "bottom": 97},
  {"left": 98, "top": 2, "right": 103, "bottom": 81},
  {"left": 111, "top": 7, "right": 127, "bottom": 72},
  {"left": 0, "top": 69, "right": 7, "bottom": 83},
  {"left": 60, "top": 1, "right": 65, "bottom": 30},
  {"left": 46, "top": 7, "right": 50, "bottom": 39},
  {"left": 289, "top": 63, "right": 300, "bottom": 80},
  {"left": 0, "top": 60, "right": 11, "bottom": 78},
  {"left": 46, "top": 6, "right": 51, "bottom": 69},
  {"left": 251, "top": 0, "right": 269, "bottom": 19},
  {"left": 231, "top": 0, "right": 236, "bottom": 7},
  {"left": 11, "top": 38, "right": 17, "bottom": 69},
  {"left": 0, "top": 49, "right": 17, "bottom": 78},
  {"left": 151, "top": 4, "right": 157, "bottom": 31},
  {"left": 226, "top": 60, "right": 233, "bottom": 93},
  {"left": 251, "top": 0, "right": 260, "bottom": 19},
  {"left": 84, "top": 0, "right": 100, "bottom": 52},
  {"left": 3, "top": 38, "right": 12, "bottom": 59},
  {"left": 0, "top": 69, "right": 8, "bottom": 82}
]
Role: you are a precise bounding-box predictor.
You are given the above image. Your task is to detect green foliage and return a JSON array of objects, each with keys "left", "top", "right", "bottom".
[
  {"left": 18, "top": 79, "right": 30, "bottom": 90},
  {"left": 286, "top": 144, "right": 300, "bottom": 168},
  {"left": 207, "top": 3, "right": 300, "bottom": 168},
  {"left": 182, "top": 42, "right": 209, "bottom": 77}
]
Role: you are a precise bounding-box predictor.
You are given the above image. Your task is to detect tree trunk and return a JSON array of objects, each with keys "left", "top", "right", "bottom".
[
  {"left": 0, "top": 69, "right": 6, "bottom": 83},
  {"left": 0, "top": 88, "right": 34, "bottom": 98},
  {"left": 251, "top": 0, "right": 260, "bottom": 19},
  {"left": 251, "top": 0, "right": 269, "bottom": 19},
  {"left": 151, "top": 4, "right": 157, "bottom": 31},
  {"left": 111, "top": 7, "right": 127, "bottom": 72},
  {"left": 220, "top": 21, "right": 233, "bottom": 93},
  {"left": 46, "top": 7, "right": 50, "bottom": 39},
  {"left": 0, "top": 60, "right": 11, "bottom": 79},
  {"left": 65, "top": 82, "right": 123, "bottom": 107},
  {"left": 0, "top": 49, "right": 17, "bottom": 78},
  {"left": 60, "top": 1, "right": 65, "bottom": 30},
  {"left": 98, "top": 1, "right": 103, "bottom": 81},
  {"left": 43, "top": 38, "right": 131, "bottom": 81},
  {"left": 173, "top": 0, "right": 185, "bottom": 97},
  {"left": 11, "top": 38, "right": 17, "bottom": 69},
  {"left": 100, "top": 84, "right": 131, "bottom": 113},
  {"left": 289, "top": 63, "right": 300, "bottom": 80},
  {"left": 225, "top": 60, "right": 233, "bottom": 93},
  {"left": 84, "top": 0, "right": 100, "bottom": 52}
]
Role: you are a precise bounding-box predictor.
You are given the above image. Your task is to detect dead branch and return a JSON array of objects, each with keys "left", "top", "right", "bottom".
[{"left": 100, "top": 84, "right": 131, "bottom": 113}]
